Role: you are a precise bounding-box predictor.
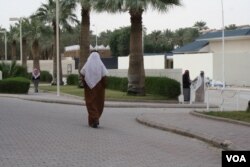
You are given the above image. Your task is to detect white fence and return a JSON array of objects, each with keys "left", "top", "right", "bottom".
[{"left": 206, "top": 88, "right": 250, "bottom": 111}]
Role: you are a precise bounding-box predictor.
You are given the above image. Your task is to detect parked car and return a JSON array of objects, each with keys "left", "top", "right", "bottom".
[{"left": 207, "top": 79, "right": 224, "bottom": 88}]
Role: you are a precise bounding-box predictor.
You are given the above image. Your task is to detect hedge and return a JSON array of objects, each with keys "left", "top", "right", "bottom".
[
  {"left": 107, "top": 76, "right": 180, "bottom": 99},
  {"left": 66, "top": 75, "right": 181, "bottom": 99},
  {"left": 0, "top": 77, "right": 30, "bottom": 94},
  {"left": 40, "top": 71, "right": 53, "bottom": 82},
  {"left": 67, "top": 74, "right": 79, "bottom": 85},
  {"left": 107, "top": 76, "right": 127, "bottom": 92},
  {"left": 145, "top": 77, "right": 181, "bottom": 99}
]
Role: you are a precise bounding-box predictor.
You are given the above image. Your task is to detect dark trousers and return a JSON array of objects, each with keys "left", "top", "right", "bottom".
[{"left": 183, "top": 88, "right": 190, "bottom": 101}]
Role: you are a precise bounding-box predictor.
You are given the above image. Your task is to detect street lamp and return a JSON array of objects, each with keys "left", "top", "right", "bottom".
[
  {"left": 9, "top": 17, "right": 22, "bottom": 65},
  {"left": 0, "top": 30, "right": 7, "bottom": 60},
  {"left": 92, "top": 24, "right": 98, "bottom": 50},
  {"left": 56, "top": 0, "right": 60, "bottom": 96},
  {"left": 221, "top": 0, "right": 225, "bottom": 88}
]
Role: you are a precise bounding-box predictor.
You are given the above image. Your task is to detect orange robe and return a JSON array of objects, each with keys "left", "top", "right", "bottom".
[{"left": 84, "top": 77, "right": 106, "bottom": 127}]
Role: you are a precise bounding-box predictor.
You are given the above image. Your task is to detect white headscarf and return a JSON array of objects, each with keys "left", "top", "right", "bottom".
[
  {"left": 194, "top": 72, "right": 204, "bottom": 91},
  {"left": 80, "top": 52, "right": 108, "bottom": 89},
  {"left": 32, "top": 68, "right": 40, "bottom": 79}
]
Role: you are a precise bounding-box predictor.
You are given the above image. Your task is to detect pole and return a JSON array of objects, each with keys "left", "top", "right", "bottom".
[
  {"left": 0, "top": 31, "right": 7, "bottom": 60},
  {"left": 4, "top": 32, "right": 7, "bottom": 60},
  {"left": 95, "top": 33, "right": 97, "bottom": 49},
  {"left": 221, "top": 0, "right": 225, "bottom": 88},
  {"left": 56, "top": 0, "right": 60, "bottom": 96},
  {"left": 20, "top": 19, "right": 23, "bottom": 65},
  {"left": 95, "top": 25, "right": 98, "bottom": 49}
]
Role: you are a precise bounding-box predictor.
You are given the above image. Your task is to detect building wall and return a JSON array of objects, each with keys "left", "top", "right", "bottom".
[
  {"left": 173, "top": 53, "right": 213, "bottom": 80},
  {"left": 108, "top": 69, "right": 182, "bottom": 83},
  {"left": 118, "top": 55, "right": 165, "bottom": 69},
  {"left": 211, "top": 38, "right": 250, "bottom": 86},
  {"left": 2, "top": 60, "right": 78, "bottom": 76}
]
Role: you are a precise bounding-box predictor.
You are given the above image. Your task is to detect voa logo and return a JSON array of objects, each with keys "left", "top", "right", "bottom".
[
  {"left": 226, "top": 155, "right": 246, "bottom": 163},
  {"left": 222, "top": 151, "right": 250, "bottom": 167}
]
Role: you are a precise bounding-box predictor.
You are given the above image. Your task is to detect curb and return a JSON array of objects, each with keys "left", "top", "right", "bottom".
[
  {"left": 190, "top": 111, "right": 250, "bottom": 127},
  {"left": 136, "top": 114, "right": 238, "bottom": 150},
  {"left": 0, "top": 93, "right": 218, "bottom": 109}
]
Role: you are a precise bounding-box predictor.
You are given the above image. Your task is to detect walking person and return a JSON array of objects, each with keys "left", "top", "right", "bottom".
[
  {"left": 182, "top": 70, "right": 191, "bottom": 102},
  {"left": 32, "top": 68, "right": 40, "bottom": 93},
  {"left": 80, "top": 51, "right": 108, "bottom": 128}
]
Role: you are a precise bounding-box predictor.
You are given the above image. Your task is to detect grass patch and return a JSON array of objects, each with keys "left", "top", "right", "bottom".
[
  {"left": 39, "top": 85, "right": 169, "bottom": 101},
  {"left": 203, "top": 111, "right": 250, "bottom": 123}
]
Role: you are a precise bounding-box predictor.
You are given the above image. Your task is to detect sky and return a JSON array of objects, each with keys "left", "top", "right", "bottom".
[{"left": 0, "top": 0, "right": 250, "bottom": 34}]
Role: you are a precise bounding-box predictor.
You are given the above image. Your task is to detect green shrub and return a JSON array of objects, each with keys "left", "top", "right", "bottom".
[
  {"left": 107, "top": 76, "right": 128, "bottom": 92},
  {"left": 67, "top": 74, "right": 79, "bottom": 85},
  {"left": 145, "top": 77, "right": 180, "bottom": 99},
  {"left": 107, "top": 76, "right": 180, "bottom": 99},
  {"left": 40, "top": 71, "right": 53, "bottom": 82},
  {"left": 0, "top": 77, "right": 30, "bottom": 94},
  {"left": 247, "top": 101, "right": 250, "bottom": 113},
  {"left": 0, "top": 61, "right": 28, "bottom": 79}
]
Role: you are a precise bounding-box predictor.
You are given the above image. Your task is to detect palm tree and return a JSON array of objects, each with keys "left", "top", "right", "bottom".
[
  {"left": 77, "top": 0, "right": 92, "bottom": 71},
  {"left": 95, "top": 0, "right": 181, "bottom": 95},
  {"left": 225, "top": 24, "right": 237, "bottom": 30},
  {"left": 193, "top": 21, "right": 208, "bottom": 32},
  {"left": 39, "top": 26, "right": 53, "bottom": 60},
  {"left": 8, "top": 25, "right": 19, "bottom": 61},
  {"left": 27, "top": 17, "right": 49, "bottom": 70},
  {"left": 34, "top": 0, "right": 79, "bottom": 85},
  {"left": 20, "top": 18, "right": 30, "bottom": 67},
  {"left": 0, "top": 27, "right": 6, "bottom": 60}
]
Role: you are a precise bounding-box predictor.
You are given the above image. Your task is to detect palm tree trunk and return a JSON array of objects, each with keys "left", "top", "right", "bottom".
[
  {"left": 11, "top": 40, "right": 17, "bottom": 61},
  {"left": 127, "top": 9, "right": 145, "bottom": 96},
  {"left": 32, "top": 39, "right": 40, "bottom": 70},
  {"left": 52, "top": 22, "right": 63, "bottom": 85},
  {"left": 79, "top": 8, "right": 90, "bottom": 71},
  {"left": 22, "top": 37, "right": 27, "bottom": 67},
  {"left": 78, "top": 8, "right": 90, "bottom": 87}
]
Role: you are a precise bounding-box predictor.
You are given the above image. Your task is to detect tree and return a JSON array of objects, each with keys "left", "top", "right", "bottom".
[
  {"left": 174, "top": 28, "right": 199, "bottom": 48},
  {"left": 95, "top": 0, "right": 181, "bottom": 95},
  {"left": 77, "top": 0, "right": 92, "bottom": 72},
  {"left": 109, "top": 27, "right": 130, "bottom": 57},
  {"left": 144, "top": 29, "right": 174, "bottom": 53},
  {"left": 193, "top": 21, "right": 208, "bottom": 32},
  {"left": 8, "top": 25, "right": 19, "bottom": 61},
  {"left": 98, "top": 30, "right": 112, "bottom": 46},
  {"left": 20, "top": 18, "right": 30, "bottom": 67},
  {"left": 0, "top": 27, "right": 6, "bottom": 60},
  {"left": 27, "top": 17, "right": 49, "bottom": 70},
  {"left": 34, "top": 0, "right": 79, "bottom": 85},
  {"left": 225, "top": 24, "right": 237, "bottom": 30}
]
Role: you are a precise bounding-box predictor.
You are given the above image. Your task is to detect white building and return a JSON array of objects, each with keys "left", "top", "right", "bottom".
[
  {"left": 173, "top": 27, "right": 250, "bottom": 86},
  {"left": 118, "top": 54, "right": 166, "bottom": 69}
]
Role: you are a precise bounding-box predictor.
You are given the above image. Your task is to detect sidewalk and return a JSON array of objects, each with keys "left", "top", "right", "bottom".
[
  {"left": 136, "top": 111, "right": 250, "bottom": 151},
  {"left": 1, "top": 89, "right": 249, "bottom": 151}
]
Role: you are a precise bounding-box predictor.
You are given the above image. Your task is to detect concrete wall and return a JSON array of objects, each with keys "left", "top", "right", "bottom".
[
  {"left": 173, "top": 38, "right": 250, "bottom": 86},
  {"left": 1, "top": 60, "right": 78, "bottom": 76},
  {"left": 118, "top": 54, "right": 165, "bottom": 69},
  {"left": 108, "top": 69, "right": 182, "bottom": 84},
  {"left": 173, "top": 53, "right": 213, "bottom": 80},
  {"left": 211, "top": 39, "right": 250, "bottom": 86},
  {"left": 1, "top": 59, "right": 181, "bottom": 83}
]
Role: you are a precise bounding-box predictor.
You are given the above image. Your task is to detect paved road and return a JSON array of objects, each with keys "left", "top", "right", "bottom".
[{"left": 0, "top": 97, "right": 221, "bottom": 167}]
